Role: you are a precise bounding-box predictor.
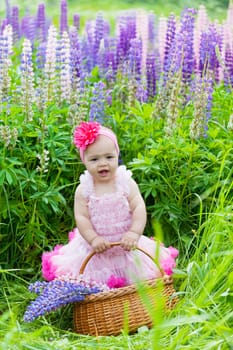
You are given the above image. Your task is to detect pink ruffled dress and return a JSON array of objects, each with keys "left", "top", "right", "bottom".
[{"left": 42, "top": 165, "right": 178, "bottom": 285}]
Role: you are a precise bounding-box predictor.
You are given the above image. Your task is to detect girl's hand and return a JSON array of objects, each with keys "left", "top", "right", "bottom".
[
  {"left": 120, "top": 231, "right": 139, "bottom": 251},
  {"left": 91, "top": 236, "right": 110, "bottom": 253}
]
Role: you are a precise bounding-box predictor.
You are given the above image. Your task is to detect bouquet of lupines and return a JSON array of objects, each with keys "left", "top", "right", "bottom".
[{"left": 23, "top": 275, "right": 109, "bottom": 322}]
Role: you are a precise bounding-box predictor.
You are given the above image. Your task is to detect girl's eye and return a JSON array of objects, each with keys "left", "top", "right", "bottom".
[
  {"left": 107, "top": 155, "right": 114, "bottom": 159},
  {"left": 91, "top": 158, "right": 97, "bottom": 162}
]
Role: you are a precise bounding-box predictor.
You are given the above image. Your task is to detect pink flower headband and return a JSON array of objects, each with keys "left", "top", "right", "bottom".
[{"left": 73, "top": 121, "right": 120, "bottom": 162}]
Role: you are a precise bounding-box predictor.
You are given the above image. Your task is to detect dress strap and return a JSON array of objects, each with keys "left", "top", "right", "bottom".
[
  {"left": 79, "top": 170, "right": 94, "bottom": 198},
  {"left": 115, "top": 165, "right": 132, "bottom": 196}
]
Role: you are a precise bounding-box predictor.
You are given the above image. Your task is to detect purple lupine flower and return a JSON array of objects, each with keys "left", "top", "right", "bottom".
[
  {"left": 36, "top": 3, "right": 47, "bottom": 43},
  {"left": 224, "top": 44, "right": 233, "bottom": 87},
  {"left": 28, "top": 280, "right": 48, "bottom": 294},
  {"left": 92, "top": 12, "right": 105, "bottom": 68},
  {"left": 73, "top": 14, "right": 80, "bottom": 31},
  {"left": 21, "top": 15, "right": 36, "bottom": 42},
  {"left": 199, "top": 23, "right": 223, "bottom": 82},
  {"left": 60, "top": 0, "right": 68, "bottom": 34},
  {"left": 99, "top": 37, "right": 117, "bottom": 82},
  {"left": 168, "top": 8, "right": 196, "bottom": 83},
  {"left": 69, "top": 26, "right": 81, "bottom": 81},
  {"left": 180, "top": 8, "right": 197, "bottom": 82},
  {"left": 116, "top": 12, "right": 137, "bottom": 67},
  {"left": 148, "top": 11, "right": 156, "bottom": 46},
  {"left": 128, "top": 38, "right": 142, "bottom": 81},
  {"left": 189, "top": 75, "right": 214, "bottom": 139},
  {"left": 36, "top": 42, "right": 47, "bottom": 69},
  {"left": 89, "top": 81, "right": 106, "bottom": 123},
  {"left": 84, "top": 20, "right": 95, "bottom": 72},
  {"left": 135, "top": 78, "right": 147, "bottom": 103},
  {"left": 5, "top": 0, "right": 11, "bottom": 25},
  {"left": 84, "top": 12, "right": 109, "bottom": 73},
  {"left": 146, "top": 52, "right": 157, "bottom": 100},
  {"left": 79, "top": 37, "right": 91, "bottom": 74},
  {"left": 11, "top": 6, "right": 20, "bottom": 42},
  {"left": 193, "top": 5, "right": 209, "bottom": 74},
  {"left": 163, "top": 14, "right": 176, "bottom": 74},
  {"left": 23, "top": 279, "right": 102, "bottom": 322},
  {"left": 1, "top": 19, "right": 8, "bottom": 35}
]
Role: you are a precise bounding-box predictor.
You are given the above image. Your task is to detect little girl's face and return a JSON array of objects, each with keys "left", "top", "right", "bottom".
[{"left": 83, "top": 135, "right": 119, "bottom": 183}]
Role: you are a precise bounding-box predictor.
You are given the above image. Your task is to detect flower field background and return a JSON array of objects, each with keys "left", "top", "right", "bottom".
[{"left": 0, "top": 0, "right": 233, "bottom": 349}]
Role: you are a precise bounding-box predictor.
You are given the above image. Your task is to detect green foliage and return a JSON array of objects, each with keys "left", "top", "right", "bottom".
[
  {"left": 1, "top": 189, "right": 232, "bottom": 348},
  {"left": 0, "top": 105, "right": 84, "bottom": 275},
  {"left": 106, "top": 86, "right": 233, "bottom": 255}
]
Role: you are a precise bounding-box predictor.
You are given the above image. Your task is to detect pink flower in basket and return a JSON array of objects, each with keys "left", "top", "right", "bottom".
[
  {"left": 107, "top": 275, "right": 127, "bottom": 289},
  {"left": 73, "top": 121, "right": 100, "bottom": 150}
]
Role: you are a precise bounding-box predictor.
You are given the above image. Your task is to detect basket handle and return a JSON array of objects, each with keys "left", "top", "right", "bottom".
[{"left": 79, "top": 241, "right": 165, "bottom": 276}]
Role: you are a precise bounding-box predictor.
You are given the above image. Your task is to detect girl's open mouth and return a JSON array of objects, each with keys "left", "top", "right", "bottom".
[{"left": 98, "top": 169, "right": 109, "bottom": 176}]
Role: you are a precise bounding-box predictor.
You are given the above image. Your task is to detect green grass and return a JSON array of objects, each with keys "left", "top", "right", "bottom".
[
  {"left": 1, "top": 187, "right": 232, "bottom": 349},
  {"left": 0, "top": 0, "right": 230, "bottom": 25}
]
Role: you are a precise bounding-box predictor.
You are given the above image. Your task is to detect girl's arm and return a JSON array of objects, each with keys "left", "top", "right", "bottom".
[
  {"left": 74, "top": 185, "right": 110, "bottom": 252},
  {"left": 120, "top": 178, "right": 147, "bottom": 250}
]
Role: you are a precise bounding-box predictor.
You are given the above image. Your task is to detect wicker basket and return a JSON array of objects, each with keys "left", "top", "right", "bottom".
[{"left": 73, "top": 242, "right": 178, "bottom": 336}]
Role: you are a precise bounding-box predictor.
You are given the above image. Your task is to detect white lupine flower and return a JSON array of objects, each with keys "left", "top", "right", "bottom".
[
  {"left": 3, "top": 24, "right": 13, "bottom": 56},
  {"left": 43, "top": 25, "right": 58, "bottom": 103},
  {"left": 21, "top": 38, "right": 35, "bottom": 121},
  {"left": 0, "top": 125, "right": 11, "bottom": 147},
  {"left": 0, "top": 125, "right": 18, "bottom": 148},
  {"left": 60, "top": 31, "right": 71, "bottom": 102},
  {"left": 136, "top": 10, "right": 148, "bottom": 72},
  {"left": 164, "top": 69, "right": 184, "bottom": 137},
  {"left": 36, "top": 149, "right": 50, "bottom": 173},
  {"left": 0, "top": 25, "right": 13, "bottom": 107},
  {"left": 227, "top": 114, "right": 233, "bottom": 131},
  {"left": 190, "top": 76, "right": 213, "bottom": 139}
]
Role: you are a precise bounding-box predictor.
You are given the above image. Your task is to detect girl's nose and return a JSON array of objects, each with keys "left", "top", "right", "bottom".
[{"left": 99, "top": 157, "right": 107, "bottom": 165}]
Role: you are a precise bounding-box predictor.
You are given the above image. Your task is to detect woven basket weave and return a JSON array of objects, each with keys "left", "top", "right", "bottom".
[{"left": 73, "top": 242, "right": 178, "bottom": 336}]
